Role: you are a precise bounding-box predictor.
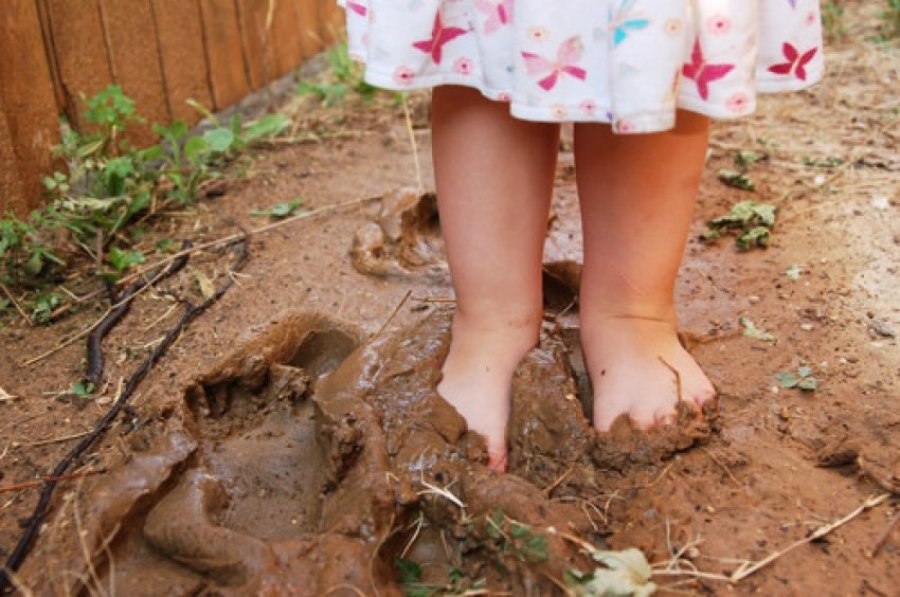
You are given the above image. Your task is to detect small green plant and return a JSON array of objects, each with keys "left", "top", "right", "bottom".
[
  {"left": 71, "top": 381, "right": 95, "bottom": 399},
  {"left": 702, "top": 200, "right": 777, "bottom": 250},
  {"left": 0, "top": 84, "right": 288, "bottom": 323},
  {"left": 776, "top": 366, "right": 819, "bottom": 391},
  {"left": 250, "top": 198, "right": 304, "bottom": 219},
  {"left": 297, "top": 42, "right": 405, "bottom": 106},
  {"left": 739, "top": 317, "right": 776, "bottom": 343},
  {"left": 484, "top": 509, "right": 549, "bottom": 564},
  {"left": 822, "top": 2, "right": 846, "bottom": 42},
  {"left": 717, "top": 169, "right": 755, "bottom": 191}
]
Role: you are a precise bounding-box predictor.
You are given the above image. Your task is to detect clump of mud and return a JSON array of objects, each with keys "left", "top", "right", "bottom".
[
  {"left": 351, "top": 188, "right": 446, "bottom": 278},
  {"left": 20, "top": 304, "right": 715, "bottom": 595}
]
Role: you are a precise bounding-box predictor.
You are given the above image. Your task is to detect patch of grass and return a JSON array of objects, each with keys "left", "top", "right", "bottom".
[
  {"left": 485, "top": 509, "right": 549, "bottom": 564},
  {"left": 0, "top": 85, "right": 287, "bottom": 324}
]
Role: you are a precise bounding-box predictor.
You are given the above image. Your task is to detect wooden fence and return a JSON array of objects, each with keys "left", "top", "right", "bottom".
[{"left": 0, "top": 0, "right": 344, "bottom": 216}]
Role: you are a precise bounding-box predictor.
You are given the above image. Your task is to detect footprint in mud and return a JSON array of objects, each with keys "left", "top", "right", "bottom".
[
  {"left": 28, "top": 304, "right": 716, "bottom": 595},
  {"left": 350, "top": 187, "right": 447, "bottom": 278}
]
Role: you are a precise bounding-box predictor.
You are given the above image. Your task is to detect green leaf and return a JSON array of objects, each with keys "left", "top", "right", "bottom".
[
  {"left": 184, "top": 136, "right": 210, "bottom": 162},
  {"left": 250, "top": 198, "right": 303, "bottom": 218},
  {"left": 108, "top": 247, "right": 146, "bottom": 272},
  {"left": 155, "top": 238, "right": 176, "bottom": 253},
  {"left": 785, "top": 264, "right": 802, "bottom": 281},
  {"left": 740, "top": 317, "right": 776, "bottom": 343},
  {"left": 717, "top": 169, "right": 755, "bottom": 191},
  {"left": 242, "top": 113, "right": 289, "bottom": 142},
  {"left": 736, "top": 226, "right": 771, "bottom": 251},
  {"left": 798, "top": 377, "right": 818, "bottom": 391},
  {"left": 203, "top": 127, "right": 235, "bottom": 153},
  {"left": 521, "top": 533, "right": 549, "bottom": 563},
  {"left": 797, "top": 366, "right": 813, "bottom": 378},
  {"left": 31, "top": 293, "right": 62, "bottom": 324},
  {"left": 395, "top": 557, "right": 423, "bottom": 584},
  {"left": 734, "top": 150, "right": 768, "bottom": 168},
  {"left": 72, "top": 381, "right": 95, "bottom": 398},
  {"left": 775, "top": 371, "right": 800, "bottom": 389}
]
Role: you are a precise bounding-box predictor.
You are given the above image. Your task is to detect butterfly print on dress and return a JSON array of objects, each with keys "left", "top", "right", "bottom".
[
  {"left": 521, "top": 36, "right": 587, "bottom": 91},
  {"left": 412, "top": 12, "right": 468, "bottom": 64},
  {"left": 682, "top": 37, "right": 735, "bottom": 100}
]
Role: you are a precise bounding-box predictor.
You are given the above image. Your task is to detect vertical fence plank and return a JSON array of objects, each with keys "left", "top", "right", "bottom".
[
  {"left": 268, "top": 0, "right": 304, "bottom": 77},
  {"left": 0, "top": 0, "right": 61, "bottom": 215},
  {"left": 235, "top": 0, "right": 272, "bottom": 90},
  {"left": 46, "top": 0, "right": 114, "bottom": 131},
  {"left": 152, "top": 0, "right": 215, "bottom": 122},
  {"left": 317, "top": 0, "right": 344, "bottom": 46},
  {"left": 0, "top": 106, "right": 28, "bottom": 215},
  {"left": 295, "top": 0, "right": 322, "bottom": 59},
  {"left": 99, "top": 0, "right": 171, "bottom": 145},
  {"left": 199, "top": 0, "right": 251, "bottom": 110}
]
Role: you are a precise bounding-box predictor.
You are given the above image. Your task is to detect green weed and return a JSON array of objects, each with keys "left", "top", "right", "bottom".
[
  {"left": 0, "top": 84, "right": 288, "bottom": 324},
  {"left": 297, "top": 43, "right": 403, "bottom": 106},
  {"left": 702, "top": 200, "right": 777, "bottom": 250}
]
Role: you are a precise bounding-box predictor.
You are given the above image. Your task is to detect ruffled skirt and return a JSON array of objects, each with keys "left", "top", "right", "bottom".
[{"left": 339, "top": 0, "right": 824, "bottom": 133}]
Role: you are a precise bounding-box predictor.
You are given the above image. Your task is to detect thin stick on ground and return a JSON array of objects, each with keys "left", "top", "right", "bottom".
[
  {"left": 23, "top": 247, "right": 190, "bottom": 367},
  {"left": 402, "top": 95, "right": 425, "bottom": 193},
  {"left": 0, "top": 240, "right": 250, "bottom": 593},
  {"left": 651, "top": 493, "right": 891, "bottom": 584},
  {"left": 21, "top": 430, "right": 94, "bottom": 448},
  {"left": 0, "top": 470, "right": 105, "bottom": 494},
  {"left": 870, "top": 511, "right": 900, "bottom": 558},
  {"left": 116, "top": 195, "right": 380, "bottom": 288},
  {"left": 0, "top": 282, "right": 32, "bottom": 326},
  {"left": 372, "top": 289, "right": 412, "bottom": 340}
]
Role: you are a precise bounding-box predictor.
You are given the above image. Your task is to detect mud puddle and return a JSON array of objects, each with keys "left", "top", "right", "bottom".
[{"left": 19, "top": 273, "right": 716, "bottom": 595}]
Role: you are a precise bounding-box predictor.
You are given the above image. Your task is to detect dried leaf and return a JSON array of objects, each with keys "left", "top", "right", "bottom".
[
  {"left": 195, "top": 271, "right": 216, "bottom": 301},
  {"left": 568, "top": 548, "right": 657, "bottom": 596},
  {"left": 740, "top": 317, "right": 776, "bottom": 343}
]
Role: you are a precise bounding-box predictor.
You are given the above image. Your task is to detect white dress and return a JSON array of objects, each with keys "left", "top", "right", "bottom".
[{"left": 339, "top": 0, "right": 824, "bottom": 133}]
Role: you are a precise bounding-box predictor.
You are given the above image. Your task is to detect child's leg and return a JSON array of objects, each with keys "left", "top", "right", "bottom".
[
  {"left": 574, "top": 110, "right": 716, "bottom": 432},
  {"left": 432, "top": 86, "right": 560, "bottom": 471}
]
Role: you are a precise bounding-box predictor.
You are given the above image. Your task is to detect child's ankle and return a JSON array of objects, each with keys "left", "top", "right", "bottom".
[{"left": 444, "top": 309, "right": 541, "bottom": 373}]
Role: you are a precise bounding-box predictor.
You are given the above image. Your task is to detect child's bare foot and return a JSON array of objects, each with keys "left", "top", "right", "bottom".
[
  {"left": 581, "top": 315, "right": 716, "bottom": 432},
  {"left": 437, "top": 314, "right": 538, "bottom": 472}
]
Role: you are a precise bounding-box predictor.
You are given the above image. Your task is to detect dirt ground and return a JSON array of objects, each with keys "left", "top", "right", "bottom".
[{"left": 1, "top": 5, "right": 898, "bottom": 595}]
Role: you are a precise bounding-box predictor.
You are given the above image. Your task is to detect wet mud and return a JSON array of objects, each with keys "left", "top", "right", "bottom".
[
  {"left": 18, "top": 296, "right": 719, "bottom": 595},
  {"left": 351, "top": 188, "right": 446, "bottom": 278}
]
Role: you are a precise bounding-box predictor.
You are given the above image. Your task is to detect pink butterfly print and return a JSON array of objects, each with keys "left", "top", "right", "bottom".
[
  {"left": 682, "top": 37, "right": 734, "bottom": 100},
  {"left": 768, "top": 42, "right": 817, "bottom": 80},
  {"left": 521, "top": 37, "right": 587, "bottom": 91},
  {"left": 474, "top": 0, "right": 514, "bottom": 34},
  {"left": 346, "top": 1, "right": 366, "bottom": 16},
  {"left": 412, "top": 12, "right": 468, "bottom": 65}
]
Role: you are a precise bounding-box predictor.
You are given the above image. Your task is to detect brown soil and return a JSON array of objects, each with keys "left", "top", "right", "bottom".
[{"left": 1, "top": 6, "right": 897, "bottom": 595}]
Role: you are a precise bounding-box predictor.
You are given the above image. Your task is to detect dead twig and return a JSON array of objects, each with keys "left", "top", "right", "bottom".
[
  {"left": 20, "top": 430, "right": 94, "bottom": 448},
  {"left": 116, "top": 195, "right": 380, "bottom": 288},
  {"left": 0, "top": 470, "right": 105, "bottom": 494},
  {"left": 869, "top": 511, "right": 900, "bottom": 559},
  {"left": 0, "top": 239, "right": 250, "bottom": 592},
  {"left": 0, "top": 282, "right": 32, "bottom": 326},
  {"left": 372, "top": 289, "right": 412, "bottom": 340},
  {"left": 85, "top": 241, "right": 192, "bottom": 387}
]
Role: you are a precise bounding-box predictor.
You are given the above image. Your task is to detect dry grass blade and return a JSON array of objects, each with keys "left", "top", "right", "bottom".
[
  {"left": 0, "top": 282, "right": 32, "bottom": 326},
  {"left": 418, "top": 479, "right": 466, "bottom": 508},
  {"left": 0, "top": 387, "right": 18, "bottom": 402}
]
